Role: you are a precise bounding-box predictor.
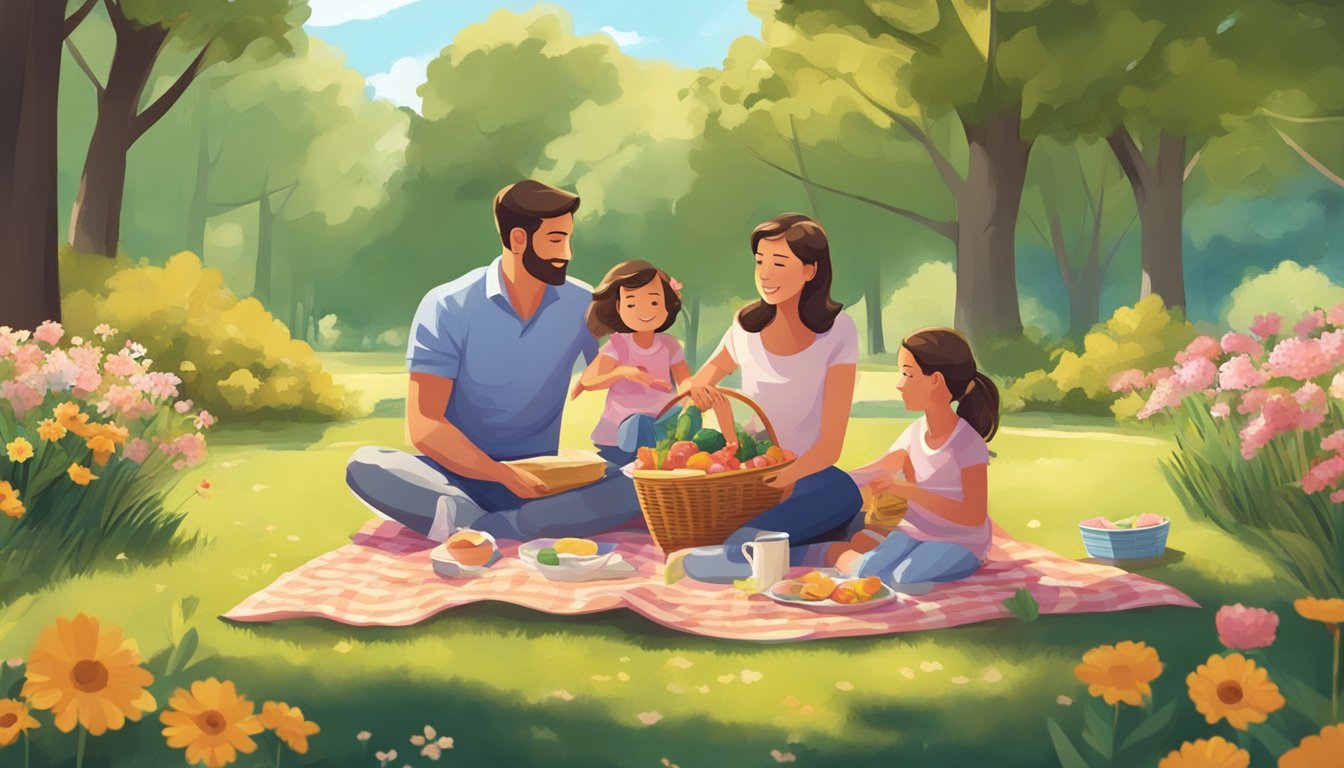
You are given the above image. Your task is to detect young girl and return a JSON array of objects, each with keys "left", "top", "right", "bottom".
[
  {"left": 575, "top": 260, "right": 691, "bottom": 465},
  {"left": 836, "top": 327, "right": 1000, "bottom": 591}
]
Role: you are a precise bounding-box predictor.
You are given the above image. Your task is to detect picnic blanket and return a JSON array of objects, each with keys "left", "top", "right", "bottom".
[{"left": 223, "top": 521, "right": 1199, "bottom": 642}]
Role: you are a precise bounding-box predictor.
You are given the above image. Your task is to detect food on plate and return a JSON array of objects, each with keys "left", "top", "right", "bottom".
[
  {"left": 536, "top": 547, "right": 560, "bottom": 566},
  {"left": 443, "top": 529, "right": 497, "bottom": 567},
  {"left": 1080, "top": 514, "right": 1167, "bottom": 530},
  {"left": 554, "top": 537, "right": 599, "bottom": 556},
  {"left": 777, "top": 571, "right": 886, "bottom": 604},
  {"left": 798, "top": 571, "right": 837, "bottom": 601}
]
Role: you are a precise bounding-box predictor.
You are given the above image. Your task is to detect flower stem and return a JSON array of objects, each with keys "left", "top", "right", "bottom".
[
  {"left": 1112, "top": 702, "right": 1119, "bottom": 759},
  {"left": 24, "top": 729, "right": 30, "bottom": 768},
  {"left": 1332, "top": 625, "right": 1340, "bottom": 722},
  {"left": 75, "top": 726, "right": 87, "bottom": 768},
  {"left": 275, "top": 738, "right": 283, "bottom": 768}
]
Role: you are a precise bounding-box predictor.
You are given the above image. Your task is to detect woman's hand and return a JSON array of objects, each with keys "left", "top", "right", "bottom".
[
  {"left": 687, "top": 381, "right": 727, "bottom": 412},
  {"left": 763, "top": 464, "right": 805, "bottom": 499},
  {"left": 870, "top": 477, "right": 915, "bottom": 498}
]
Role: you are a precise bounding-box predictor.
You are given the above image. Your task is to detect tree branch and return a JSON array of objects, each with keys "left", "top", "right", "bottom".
[
  {"left": 1107, "top": 126, "right": 1152, "bottom": 195},
  {"left": 64, "top": 40, "right": 104, "bottom": 95},
  {"left": 131, "top": 43, "right": 213, "bottom": 143},
  {"left": 102, "top": 0, "right": 130, "bottom": 34},
  {"left": 1102, "top": 211, "right": 1139, "bottom": 276},
  {"left": 1273, "top": 126, "right": 1344, "bottom": 188},
  {"left": 752, "top": 151, "right": 957, "bottom": 241},
  {"left": 834, "top": 72, "right": 965, "bottom": 196},
  {"left": 64, "top": 0, "right": 99, "bottom": 38},
  {"left": 212, "top": 182, "right": 299, "bottom": 211},
  {"left": 1183, "top": 149, "right": 1202, "bottom": 181},
  {"left": 1049, "top": 214, "right": 1075, "bottom": 292},
  {"left": 789, "top": 115, "right": 821, "bottom": 217},
  {"left": 1088, "top": 183, "right": 1106, "bottom": 268},
  {"left": 274, "top": 183, "right": 299, "bottom": 217},
  {"left": 1025, "top": 212, "right": 1051, "bottom": 251}
]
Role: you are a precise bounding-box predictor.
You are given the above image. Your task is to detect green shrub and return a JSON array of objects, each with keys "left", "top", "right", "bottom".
[
  {"left": 1221, "top": 260, "right": 1344, "bottom": 332},
  {"left": 61, "top": 250, "right": 361, "bottom": 421}
]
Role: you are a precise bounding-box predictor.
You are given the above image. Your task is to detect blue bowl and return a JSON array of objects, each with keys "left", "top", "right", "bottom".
[{"left": 1079, "top": 519, "right": 1170, "bottom": 560}]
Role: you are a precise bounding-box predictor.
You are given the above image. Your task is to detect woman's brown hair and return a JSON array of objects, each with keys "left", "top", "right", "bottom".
[
  {"left": 737, "top": 213, "right": 844, "bottom": 334},
  {"left": 586, "top": 260, "right": 682, "bottom": 339},
  {"left": 902, "top": 328, "right": 1001, "bottom": 442}
]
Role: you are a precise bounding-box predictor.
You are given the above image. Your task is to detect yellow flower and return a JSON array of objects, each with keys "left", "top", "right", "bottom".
[
  {"left": 1073, "top": 641, "right": 1163, "bottom": 706},
  {"left": 160, "top": 678, "right": 262, "bottom": 768},
  {"left": 0, "top": 481, "right": 23, "bottom": 520},
  {"left": 5, "top": 437, "right": 33, "bottom": 463},
  {"left": 1280, "top": 724, "right": 1344, "bottom": 768},
  {"left": 1295, "top": 598, "right": 1344, "bottom": 626},
  {"left": 21, "top": 613, "right": 157, "bottom": 735},
  {"left": 37, "top": 419, "right": 66, "bottom": 442},
  {"left": 53, "top": 401, "right": 93, "bottom": 437},
  {"left": 86, "top": 434, "right": 116, "bottom": 467},
  {"left": 0, "top": 698, "right": 40, "bottom": 747},
  {"left": 67, "top": 463, "right": 97, "bottom": 486},
  {"left": 1186, "top": 653, "right": 1284, "bottom": 730},
  {"left": 260, "top": 701, "right": 320, "bottom": 754},
  {"left": 1158, "top": 736, "right": 1249, "bottom": 768}
]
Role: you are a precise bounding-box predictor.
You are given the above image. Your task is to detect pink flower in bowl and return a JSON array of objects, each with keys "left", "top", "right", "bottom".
[{"left": 1215, "top": 603, "right": 1278, "bottom": 650}]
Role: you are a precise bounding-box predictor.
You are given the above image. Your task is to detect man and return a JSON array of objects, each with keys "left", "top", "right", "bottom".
[{"left": 346, "top": 180, "right": 642, "bottom": 541}]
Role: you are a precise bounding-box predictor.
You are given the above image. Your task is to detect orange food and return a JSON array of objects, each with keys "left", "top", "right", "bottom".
[
  {"left": 831, "top": 586, "right": 858, "bottom": 604},
  {"left": 636, "top": 446, "right": 659, "bottom": 471},
  {"left": 854, "top": 577, "right": 883, "bottom": 599},
  {"left": 765, "top": 445, "right": 785, "bottom": 464},
  {"left": 799, "top": 573, "right": 836, "bottom": 601},
  {"left": 444, "top": 530, "right": 495, "bottom": 566},
  {"left": 686, "top": 451, "right": 713, "bottom": 471}
]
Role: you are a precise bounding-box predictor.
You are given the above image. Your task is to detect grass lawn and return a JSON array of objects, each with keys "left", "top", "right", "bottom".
[{"left": 0, "top": 354, "right": 1328, "bottom": 768}]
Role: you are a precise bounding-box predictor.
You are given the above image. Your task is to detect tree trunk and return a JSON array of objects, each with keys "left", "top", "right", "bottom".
[
  {"left": 862, "top": 263, "right": 886, "bottom": 355},
  {"left": 955, "top": 104, "right": 1031, "bottom": 346},
  {"left": 0, "top": 0, "right": 65, "bottom": 327},
  {"left": 67, "top": 20, "right": 167, "bottom": 257},
  {"left": 254, "top": 178, "right": 274, "bottom": 306},
  {"left": 186, "top": 91, "right": 210, "bottom": 260},
  {"left": 1067, "top": 261, "right": 1103, "bottom": 343},
  {"left": 1108, "top": 130, "right": 1186, "bottom": 311},
  {"left": 682, "top": 295, "right": 701, "bottom": 371}
]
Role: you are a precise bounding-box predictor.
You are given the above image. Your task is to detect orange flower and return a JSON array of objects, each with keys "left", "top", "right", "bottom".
[
  {"left": 21, "top": 613, "right": 157, "bottom": 734},
  {"left": 53, "top": 401, "right": 93, "bottom": 438},
  {"left": 0, "top": 481, "right": 23, "bottom": 520},
  {"left": 160, "top": 678, "right": 262, "bottom": 768},
  {"left": 37, "top": 419, "right": 67, "bottom": 442},
  {"left": 1073, "top": 641, "right": 1163, "bottom": 706},
  {"left": 0, "top": 698, "right": 40, "bottom": 747},
  {"left": 260, "top": 701, "right": 320, "bottom": 754},
  {"left": 67, "top": 463, "right": 97, "bottom": 486},
  {"left": 1279, "top": 724, "right": 1344, "bottom": 768},
  {"left": 5, "top": 437, "right": 33, "bottom": 463},
  {"left": 1157, "top": 736, "right": 1249, "bottom": 768},
  {"left": 1295, "top": 598, "right": 1344, "bottom": 626},
  {"left": 195, "top": 479, "right": 212, "bottom": 499},
  {"left": 1186, "top": 653, "right": 1284, "bottom": 730},
  {"left": 86, "top": 434, "right": 116, "bottom": 467}
]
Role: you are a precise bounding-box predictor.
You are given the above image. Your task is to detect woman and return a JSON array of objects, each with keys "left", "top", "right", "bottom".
[{"left": 679, "top": 213, "right": 862, "bottom": 583}]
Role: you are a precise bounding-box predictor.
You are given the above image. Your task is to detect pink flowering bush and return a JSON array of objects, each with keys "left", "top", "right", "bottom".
[
  {"left": 1119, "top": 306, "right": 1344, "bottom": 595},
  {"left": 0, "top": 321, "right": 211, "bottom": 597}
]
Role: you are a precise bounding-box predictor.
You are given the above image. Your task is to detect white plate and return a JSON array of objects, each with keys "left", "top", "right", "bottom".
[
  {"left": 765, "top": 569, "right": 901, "bottom": 614},
  {"left": 518, "top": 538, "right": 617, "bottom": 565},
  {"left": 518, "top": 539, "right": 637, "bottom": 582}
]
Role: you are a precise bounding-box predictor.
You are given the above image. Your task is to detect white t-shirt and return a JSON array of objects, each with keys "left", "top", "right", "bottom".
[
  {"left": 713, "top": 312, "right": 859, "bottom": 455},
  {"left": 879, "top": 416, "right": 993, "bottom": 559}
]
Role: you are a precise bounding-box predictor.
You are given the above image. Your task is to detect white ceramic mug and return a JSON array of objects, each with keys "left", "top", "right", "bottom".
[{"left": 741, "top": 531, "right": 790, "bottom": 588}]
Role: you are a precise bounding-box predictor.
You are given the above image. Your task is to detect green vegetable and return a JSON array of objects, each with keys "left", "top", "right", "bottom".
[
  {"left": 735, "top": 430, "right": 756, "bottom": 463},
  {"left": 674, "top": 406, "right": 702, "bottom": 443},
  {"left": 692, "top": 428, "right": 726, "bottom": 454},
  {"left": 754, "top": 439, "right": 774, "bottom": 458},
  {"left": 1113, "top": 516, "right": 1136, "bottom": 529},
  {"left": 537, "top": 548, "right": 560, "bottom": 566}
]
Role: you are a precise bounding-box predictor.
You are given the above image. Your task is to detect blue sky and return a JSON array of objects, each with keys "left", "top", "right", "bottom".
[{"left": 305, "top": 1, "right": 761, "bottom": 111}]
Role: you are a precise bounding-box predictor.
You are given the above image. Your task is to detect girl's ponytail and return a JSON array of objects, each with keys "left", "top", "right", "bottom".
[{"left": 956, "top": 371, "right": 1000, "bottom": 442}]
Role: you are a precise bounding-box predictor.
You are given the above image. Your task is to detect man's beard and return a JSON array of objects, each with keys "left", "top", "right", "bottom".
[{"left": 522, "top": 239, "right": 568, "bottom": 286}]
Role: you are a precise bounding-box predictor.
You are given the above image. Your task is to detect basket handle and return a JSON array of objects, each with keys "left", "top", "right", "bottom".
[{"left": 654, "top": 388, "right": 782, "bottom": 448}]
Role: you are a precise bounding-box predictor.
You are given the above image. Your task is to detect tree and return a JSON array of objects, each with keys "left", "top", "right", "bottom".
[
  {"left": 0, "top": 0, "right": 98, "bottom": 327},
  {"left": 64, "top": 0, "right": 305, "bottom": 258}
]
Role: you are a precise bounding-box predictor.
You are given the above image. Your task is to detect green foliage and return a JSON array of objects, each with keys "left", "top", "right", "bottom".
[
  {"left": 1161, "top": 398, "right": 1344, "bottom": 597},
  {"left": 61, "top": 250, "right": 360, "bottom": 421},
  {"left": 1003, "top": 588, "right": 1040, "bottom": 622},
  {"left": 1221, "top": 261, "right": 1344, "bottom": 332},
  {"left": 1003, "top": 296, "right": 1197, "bottom": 415}
]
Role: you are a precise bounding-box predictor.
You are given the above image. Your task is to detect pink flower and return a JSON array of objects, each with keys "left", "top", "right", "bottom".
[
  {"left": 104, "top": 350, "right": 139, "bottom": 378},
  {"left": 160, "top": 432, "right": 208, "bottom": 469},
  {"left": 99, "top": 385, "right": 154, "bottom": 421},
  {"left": 669, "top": 278, "right": 684, "bottom": 296},
  {"left": 130, "top": 371, "right": 181, "bottom": 401},
  {"left": 1215, "top": 604, "right": 1278, "bottom": 650},
  {"left": 94, "top": 323, "right": 115, "bottom": 341},
  {"left": 174, "top": 400, "right": 194, "bottom": 414},
  {"left": 123, "top": 438, "right": 151, "bottom": 464},
  {"left": 1146, "top": 367, "right": 1174, "bottom": 386},
  {"left": 1177, "top": 336, "right": 1221, "bottom": 363},
  {"left": 39, "top": 349, "right": 80, "bottom": 391},
  {"left": 1137, "top": 379, "right": 1179, "bottom": 420},
  {"left": 1302, "top": 453, "right": 1344, "bottom": 494},
  {"left": 1322, "top": 430, "right": 1344, "bottom": 455},
  {"left": 1173, "top": 357, "right": 1217, "bottom": 392},
  {"left": 1328, "top": 303, "right": 1344, "bottom": 327},
  {"left": 194, "top": 410, "right": 216, "bottom": 430},
  {"left": 1109, "top": 369, "right": 1148, "bottom": 394},
  {"left": 33, "top": 320, "right": 64, "bottom": 346},
  {"left": 1250, "top": 313, "right": 1282, "bottom": 340},
  {"left": 1220, "top": 332, "right": 1263, "bottom": 360},
  {"left": 1239, "top": 392, "right": 1303, "bottom": 459},
  {"left": 0, "top": 380, "right": 43, "bottom": 420},
  {"left": 1238, "top": 387, "right": 1284, "bottom": 416},
  {"left": 1295, "top": 310, "right": 1325, "bottom": 338},
  {"left": 13, "top": 345, "right": 45, "bottom": 378},
  {"left": 1267, "top": 336, "right": 1334, "bottom": 381},
  {"left": 1218, "top": 355, "right": 1270, "bottom": 391},
  {"left": 1210, "top": 402, "right": 1231, "bottom": 419},
  {"left": 1294, "top": 382, "right": 1328, "bottom": 430},
  {"left": 0, "top": 334, "right": 13, "bottom": 359},
  {"left": 1332, "top": 489, "right": 1344, "bottom": 504},
  {"left": 73, "top": 371, "right": 102, "bottom": 393}
]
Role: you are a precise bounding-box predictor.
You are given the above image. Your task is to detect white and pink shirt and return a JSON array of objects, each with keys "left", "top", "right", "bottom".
[{"left": 590, "top": 333, "right": 685, "bottom": 447}]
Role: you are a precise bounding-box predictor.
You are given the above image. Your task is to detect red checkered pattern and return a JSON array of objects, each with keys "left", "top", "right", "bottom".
[{"left": 223, "top": 522, "right": 1198, "bottom": 641}]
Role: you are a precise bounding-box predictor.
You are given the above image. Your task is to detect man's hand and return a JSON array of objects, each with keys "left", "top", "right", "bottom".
[{"left": 498, "top": 464, "right": 549, "bottom": 499}]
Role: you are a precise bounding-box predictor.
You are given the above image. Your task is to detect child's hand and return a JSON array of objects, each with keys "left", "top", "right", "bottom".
[
  {"left": 569, "top": 380, "right": 585, "bottom": 400},
  {"left": 623, "top": 367, "right": 671, "bottom": 391}
]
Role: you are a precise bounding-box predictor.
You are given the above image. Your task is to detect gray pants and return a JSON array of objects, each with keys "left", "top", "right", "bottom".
[{"left": 345, "top": 446, "right": 643, "bottom": 542}]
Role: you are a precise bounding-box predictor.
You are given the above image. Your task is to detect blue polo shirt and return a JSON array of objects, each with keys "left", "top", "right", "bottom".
[{"left": 406, "top": 256, "right": 598, "bottom": 460}]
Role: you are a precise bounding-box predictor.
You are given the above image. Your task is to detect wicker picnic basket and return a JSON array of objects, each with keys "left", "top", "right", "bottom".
[{"left": 632, "top": 389, "right": 794, "bottom": 553}]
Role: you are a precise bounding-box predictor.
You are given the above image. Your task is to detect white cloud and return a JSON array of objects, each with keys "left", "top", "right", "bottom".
[
  {"left": 306, "top": 0, "right": 423, "bottom": 28},
  {"left": 600, "top": 25, "right": 658, "bottom": 48},
  {"left": 365, "top": 54, "right": 433, "bottom": 112}
]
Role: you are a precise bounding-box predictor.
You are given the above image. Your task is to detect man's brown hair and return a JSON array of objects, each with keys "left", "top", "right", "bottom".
[{"left": 493, "top": 180, "right": 581, "bottom": 248}]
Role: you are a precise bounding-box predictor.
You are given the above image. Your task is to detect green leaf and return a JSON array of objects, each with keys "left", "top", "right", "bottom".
[
  {"left": 1120, "top": 700, "right": 1176, "bottom": 752},
  {"left": 0, "top": 593, "right": 38, "bottom": 638},
  {"left": 1081, "top": 701, "right": 1113, "bottom": 760},
  {"left": 1277, "top": 671, "right": 1332, "bottom": 727},
  {"left": 1003, "top": 588, "right": 1040, "bottom": 622},
  {"left": 179, "top": 596, "right": 200, "bottom": 624},
  {"left": 1046, "top": 717, "right": 1093, "bottom": 768},
  {"left": 165, "top": 628, "right": 199, "bottom": 677}
]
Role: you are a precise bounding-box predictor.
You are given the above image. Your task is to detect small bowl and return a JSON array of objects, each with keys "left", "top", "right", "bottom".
[
  {"left": 430, "top": 535, "right": 501, "bottom": 579},
  {"left": 1079, "top": 519, "right": 1170, "bottom": 560}
]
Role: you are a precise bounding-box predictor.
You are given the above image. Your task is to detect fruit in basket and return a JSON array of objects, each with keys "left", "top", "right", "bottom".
[
  {"left": 674, "top": 406, "right": 702, "bottom": 443},
  {"left": 709, "top": 447, "right": 740, "bottom": 470},
  {"left": 444, "top": 530, "right": 497, "bottom": 566},
  {"left": 686, "top": 451, "right": 713, "bottom": 471},
  {"left": 765, "top": 445, "right": 785, "bottom": 464},
  {"left": 735, "top": 430, "right": 756, "bottom": 463},
  {"left": 706, "top": 461, "right": 727, "bottom": 474},
  {"left": 692, "top": 428, "right": 727, "bottom": 454},
  {"left": 665, "top": 441, "right": 699, "bottom": 470},
  {"left": 635, "top": 446, "right": 658, "bottom": 470},
  {"left": 554, "top": 537, "right": 599, "bottom": 556}
]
